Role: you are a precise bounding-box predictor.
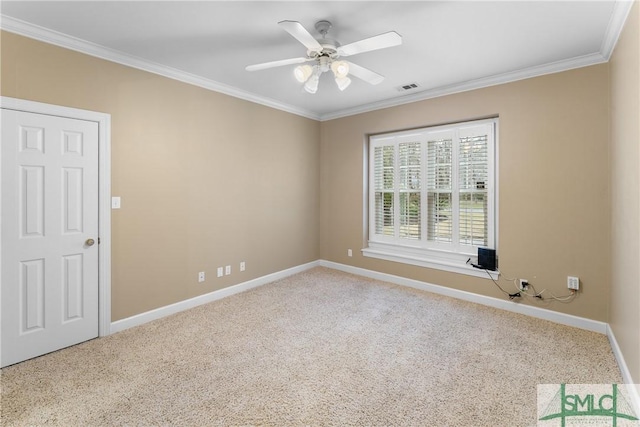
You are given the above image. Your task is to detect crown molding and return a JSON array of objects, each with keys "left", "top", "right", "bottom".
[
  {"left": 319, "top": 52, "right": 608, "bottom": 121},
  {"left": 0, "top": 15, "right": 321, "bottom": 121},
  {"left": 1, "top": 1, "right": 631, "bottom": 123},
  {"left": 600, "top": 0, "right": 635, "bottom": 60}
]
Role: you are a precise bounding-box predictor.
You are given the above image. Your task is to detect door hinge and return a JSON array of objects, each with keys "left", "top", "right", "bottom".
[{"left": 98, "top": 237, "right": 101, "bottom": 245}]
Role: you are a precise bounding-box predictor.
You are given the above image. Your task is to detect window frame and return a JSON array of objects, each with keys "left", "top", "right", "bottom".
[{"left": 363, "top": 118, "right": 498, "bottom": 279}]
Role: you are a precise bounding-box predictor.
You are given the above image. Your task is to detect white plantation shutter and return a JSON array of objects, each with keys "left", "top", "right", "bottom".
[
  {"left": 373, "top": 144, "right": 395, "bottom": 237},
  {"left": 459, "top": 129, "right": 489, "bottom": 247},
  {"left": 369, "top": 119, "right": 496, "bottom": 264},
  {"left": 398, "top": 141, "right": 421, "bottom": 240},
  {"left": 426, "top": 133, "right": 453, "bottom": 243}
]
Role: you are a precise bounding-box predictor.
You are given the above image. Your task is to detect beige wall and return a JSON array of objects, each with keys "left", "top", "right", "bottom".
[
  {"left": 320, "top": 64, "right": 611, "bottom": 321},
  {"left": 1, "top": 32, "right": 321, "bottom": 321},
  {"left": 0, "top": 21, "right": 633, "bottom": 354},
  {"left": 610, "top": 2, "right": 640, "bottom": 384}
]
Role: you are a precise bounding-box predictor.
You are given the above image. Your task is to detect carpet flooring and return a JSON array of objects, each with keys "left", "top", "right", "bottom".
[{"left": 0, "top": 267, "right": 622, "bottom": 426}]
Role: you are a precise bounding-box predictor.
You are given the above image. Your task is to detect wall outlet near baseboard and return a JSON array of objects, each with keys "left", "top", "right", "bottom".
[
  {"left": 348, "top": 249, "right": 353, "bottom": 257},
  {"left": 217, "top": 267, "right": 223, "bottom": 278},
  {"left": 225, "top": 265, "right": 231, "bottom": 275},
  {"left": 567, "top": 276, "right": 580, "bottom": 290},
  {"left": 240, "top": 261, "right": 246, "bottom": 272},
  {"left": 519, "top": 279, "right": 528, "bottom": 291},
  {"left": 198, "top": 271, "right": 205, "bottom": 283}
]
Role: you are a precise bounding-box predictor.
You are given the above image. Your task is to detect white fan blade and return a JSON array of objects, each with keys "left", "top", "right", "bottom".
[
  {"left": 278, "top": 20, "right": 323, "bottom": 52},
  {"left": 338, "top": 31, "right": 402, "bottom": 57},
  {"left": 346, "top": 61, "right": 385, "bottom": 85},
  {"left": 246, "top": 57, "right": 311, "bottom": 72}
]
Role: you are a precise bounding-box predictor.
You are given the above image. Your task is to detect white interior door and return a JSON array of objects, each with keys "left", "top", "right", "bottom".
[{"left": 1, "top": 109, "right": 99, "bottom": 367}]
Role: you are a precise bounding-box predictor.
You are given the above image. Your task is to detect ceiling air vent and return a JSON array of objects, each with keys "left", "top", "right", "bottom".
[{"left": 398, "top": 83, "right": 419, "bottom": 92}]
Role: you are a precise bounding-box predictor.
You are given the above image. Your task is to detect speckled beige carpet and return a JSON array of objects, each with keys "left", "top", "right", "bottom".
[{"left": 1, "top": 267, "right": 622, "bottom": 426}]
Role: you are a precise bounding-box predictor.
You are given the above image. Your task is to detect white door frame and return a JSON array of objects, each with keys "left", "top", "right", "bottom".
[{"left": 0, "top": 97, "right": 112, "bottom": 356}]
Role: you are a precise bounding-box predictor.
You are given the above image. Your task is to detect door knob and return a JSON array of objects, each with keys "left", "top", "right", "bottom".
[{"left": 85, "top": 238, "right": 96, "bottom": 246}]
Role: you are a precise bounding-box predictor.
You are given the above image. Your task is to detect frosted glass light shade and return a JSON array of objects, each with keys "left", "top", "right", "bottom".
[
  {"left": 331, "top": 61, "right": 350, "bottom": 79},
  {"left": 294, "top": 65, "right": 313, "bottom": 83},
  {"left": 304, "top": 73, "right": 320, "bottom": 93},
  {"left": 335, "top": 76, "right": 351, "bottom": 91}
]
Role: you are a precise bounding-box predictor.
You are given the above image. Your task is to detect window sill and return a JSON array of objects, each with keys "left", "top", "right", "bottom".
[{"left": 362, "top": 245, "right": 499, "bottom": 280}]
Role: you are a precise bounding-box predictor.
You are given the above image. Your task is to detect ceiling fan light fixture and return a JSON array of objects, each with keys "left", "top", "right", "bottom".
[
  {"left": 319, "top": 56, "right": 332, "bottom": 72},
  {"left": 294, "top": 64, "right": 313, "bottom": 83},
  {"left": 247, "top": 20, "right": 401, "bottom": 95},
  {"left": 335, "top": 76, "right": 352, "bottom": 91},
  {"left": 304, "top": 67, "right": 321, "bottom": 94},
  {"left": 331, "top": 60, "right": 350, "bottom": 79},
  {"left": 304, "top": 77, "right": 319, "bottom": 94}
]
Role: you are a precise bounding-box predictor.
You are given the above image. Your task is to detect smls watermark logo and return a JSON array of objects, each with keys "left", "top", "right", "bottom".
[{"left": 538, "top": 384, "right": 640, "bottom": 426}]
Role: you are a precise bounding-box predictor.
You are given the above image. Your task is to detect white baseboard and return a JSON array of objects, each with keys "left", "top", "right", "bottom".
[
  {"left": 110, "top": 261, "right": 320, "bottom": 334},
  {"left": 112, "top": 259, "right": 606, "bottom": 335},
  {"left": 606, "top": 325, "right": 640, "bottom": 416},
  {"left": 319, "top": 260, "right": 608, "bottom": 334}
]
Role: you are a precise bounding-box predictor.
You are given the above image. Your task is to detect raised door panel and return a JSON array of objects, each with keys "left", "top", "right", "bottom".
[
  {"left": 19, "top": 166, "right": 45, "bottom": 238},
  {"left": 20, "top": 259, "right": 45, "bottom": 333}
]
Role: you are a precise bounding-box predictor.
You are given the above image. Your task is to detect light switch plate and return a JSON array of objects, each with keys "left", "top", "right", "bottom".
[{"left": 111, "top": 196, "right": 121, "bottom": 209}]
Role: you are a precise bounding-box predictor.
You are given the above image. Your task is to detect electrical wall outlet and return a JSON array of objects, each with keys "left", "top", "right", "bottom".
[
  {"left": 567, "top": 276, "right": 580, "bottom": 290},
  {"left": 240, "top": 261, "right": 246, "bottom": 272},
  {"left": 198, "top": 272, "right": 205, "bottom": 283},
  {"left": 217, "top": 267, "right": 223, "bottom": 278},
  {"left": 348, "top": 249, "right": 353, "bottom": 257},
  {"left": 519, "top": 279, "right": 528, "bottom": 291},
  {"left": 225, "top": 265, "right": 231, "bottom": 275}
]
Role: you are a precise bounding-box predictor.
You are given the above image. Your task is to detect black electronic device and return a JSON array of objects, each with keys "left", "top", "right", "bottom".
[{"left": 477, "top": 247, "right": 497, "bottom": 271}]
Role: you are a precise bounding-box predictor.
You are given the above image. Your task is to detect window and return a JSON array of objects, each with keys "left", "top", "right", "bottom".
[{"left": 364, "top": 118, "right": 497, "bottom": 278}]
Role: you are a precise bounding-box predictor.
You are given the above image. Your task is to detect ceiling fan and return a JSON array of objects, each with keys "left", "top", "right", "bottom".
[{"left": 246, "top": 20, "right": 402, "bottom": 94}]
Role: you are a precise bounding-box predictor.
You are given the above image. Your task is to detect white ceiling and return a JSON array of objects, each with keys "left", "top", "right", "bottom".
[{"left": 0, "top": 1, "right": 632, "bottom": 120}]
